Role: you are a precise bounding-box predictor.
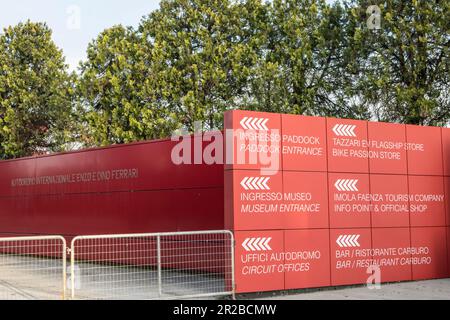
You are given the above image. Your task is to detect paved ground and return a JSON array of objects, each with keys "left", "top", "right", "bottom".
[
  {"left": 1, "top": 254, "right": 449, "bottom": 300},
  {"left": 0, "top": 254, "right": 228, "bottom": 300},
  {"left": 251, "top": 279, "right": 450, "bottom": 300}
]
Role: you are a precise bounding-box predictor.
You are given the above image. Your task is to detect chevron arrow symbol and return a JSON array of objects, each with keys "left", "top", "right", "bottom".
[
  {"left": 334, "top": 179, "right": 359, "bottom": 192},
  {"left": 332, "top": 124, "right": 357, "bottom": 137},
  {"left": 240, "top": 177, "right": 271, "bottom": 191},
  {"left": 336, "top": 235, "right": 361, "bottom": 248},
  {"left": 240, "top": 117, "right": 269, "bottom": 130},
  {"left": 242, "top": 237, "right": 272, "bottom": 252}
]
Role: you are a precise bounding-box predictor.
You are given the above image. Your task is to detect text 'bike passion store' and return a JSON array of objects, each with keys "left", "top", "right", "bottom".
[{"left": 0, "top": 110, "right": 449, "bottom": 294}]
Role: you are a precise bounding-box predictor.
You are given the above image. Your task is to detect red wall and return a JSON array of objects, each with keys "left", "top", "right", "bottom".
[
  {"left": 225, "top": 110, "right": 450, "bottom": 293},
  {"left": 2, "top": 109, "right": 449, "bottom": 291},
  {"left": 0, "top": 135, "right": 224, "bottom": 237}
]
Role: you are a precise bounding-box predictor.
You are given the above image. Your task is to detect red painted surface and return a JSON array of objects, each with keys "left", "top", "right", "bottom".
[
  {"left": 406, "top": 125, "right": 443, "bottom": 176},
  {"left": 446, "top": 177, "right": 450, "bottom": 226},
  {"left": 0, "top": 160, "right": 36, "bottom": 197},
  {"left": 370, "top": 174, "right": 410, "bottom": 228},
  {"left": 235, "top": 229, "right": 331, "bottom": 293},
  {"left": 224, "top": 110, "right": 282, "bottom": 172},
  {"left": 367, "top": 122, "right": 407, "bottom": 174},
  {"left": 225, "top": 170, "right": 328, "bottom": 231},
  {"left": 371, "top": 228, "right": 412, "bottom": 282},
  {"left": 2, "top": 139, "right": 224, "bottom": 197},
  {"left": 225, "top": 110, "right": 450, "bottom": 293},
  {"left": 443, "top": 128, "right": 450, "bottom": 176},
  {"left": 328, "top": 173, "right": 371, "bottom": 228},
  {"left": 330, "top": 228, "right": 372, "bottom": 286},
  {"left": 410, "top": 227, "right": 448, "bottom": 280},
  {"left": 5, "top": 188, "right": 223, "bottom": 235},
  {"left": 0, "top": 136, "right": 225, "bottom": 237},
  {"left": 225, "top": 170, "right": 283, "bottom": 231},
  {"left": 447, "top": 227, "right": 450, "bottom": 277},
  {"left": 326, "top": 118, "right": 369, "bottom": 173},
  {"left": 447, "top": 228, "right": 450, "bottom": 277},
  {"left": 234, "top": 230, "right": 284, "bottom": 293},
  {"left": 281, "top": 114, "right": 327, "bottom": 172},
  {"left": 284, "top": 229, "right": 330, "bottom": 289},
  {"left": 409, "top": 176, "right": 446, "bottom": 227},
  {"left": 224, "top": 170, "right": 235, "bottom": 231},
  {"left": 283, "top": 172, "right": 329, "bottom": 229}
]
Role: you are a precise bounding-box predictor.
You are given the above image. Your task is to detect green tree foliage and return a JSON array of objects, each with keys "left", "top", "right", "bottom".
[
  {"left": 77, "top": 25, "right": 177, "bottom": 146},
  {"left": 138, "top": 0, "right": 257, "bottom": 131},
  {"left": 248, "top": 0, "right": 370, "bottom": 119},
  {"left": 348, "top": 0, "right": 450, "bottom": 125},
  {"left": 79, "top": 0, "right": 449, "bottom": 146},
  {"left": 1, "top": 1, "right": 449, "bottom": 155},
  {"left": 0, "top": 21, "right": 75, "bottom": 159}
]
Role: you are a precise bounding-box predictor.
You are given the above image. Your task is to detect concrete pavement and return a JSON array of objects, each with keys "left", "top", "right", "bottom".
[{"left": 252, "top": 279, "right": 450, "bottom": 300}]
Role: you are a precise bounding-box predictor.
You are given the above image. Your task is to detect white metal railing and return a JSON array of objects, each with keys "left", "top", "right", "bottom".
[
  {"left": 70, "top": 230, "right": 235, "bottom": 300},
  {"left": 0, "top": 236, "right": 67, "bottom": 300},
  {"left": 0, "top": 231, "right": 235, "bottom": 300}
]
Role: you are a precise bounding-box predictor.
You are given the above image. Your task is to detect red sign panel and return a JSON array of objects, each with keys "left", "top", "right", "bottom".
[
  {"left": 443, "top": 128, "right": 450, "bottom": 176},
  {"left": 234, "top": 230, "right": 284, "bottom": 293},
  {"left": 410, "top": 227, "right": 448, "bottom": 280},
  {"left": 370, "top": 174, "right": 410, "bottom": 228},
  {"left": 406, "top": 125, "right": 443, "bottom": 176},
  {"left": 330, "top": 229, "right": 372, "bottom": 286},
  {"left": 283, "top": 172, "right": 329, "bottom": 229},
  {"left": 329, "top": 173, "right": 371, "bottom": 228},
  {"left": 224, "top": 110, "right": 282, "bottom": 172},
  {"left": 235, "top": 230, "right": 332, "bottom": 293},
  {"left": 281, "top": 114, "right": 327, "bottom": 172},
  {"left": 225, "top": 170, "right": 283, "bottom": 230},
  {"left": 448, "top": 228, "right": 450, "bottom": 277},
  {"left": 409, "top": 176, "right": 446, "bottom": 227},
  {"left": 225, "top": 111, "right": 450, "bottom": 293},
  {"left": 284, "top": 229, "right": 331, "bottom": 289},
  {"left": 446, "top": 177, "right": 450, "bottom": 226},
  {"left": 327, "top": 118, "right": 369, "bottom": 173},
  {"left": 371, "top": 228, "right": 412, "bottom": 282},
  {"left": 226, "top": 170, "right": 328, "bottom": 230},
  {"left": 368, "top": 122, "right": 407, "bottom": 174}
]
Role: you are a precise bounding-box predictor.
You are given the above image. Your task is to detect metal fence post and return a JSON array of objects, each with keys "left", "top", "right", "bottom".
[
  {"left": 70, "top": 239, "right": 75, "bottom": 300},
  {"left": 61, "top": 239, "right": 67, "bottom": 300},
  {"left": 231, "top": 235, "right": 236, "bottom": 300},
  {"left": 157, "top": 235, "right": 162, "bottom": 297}
]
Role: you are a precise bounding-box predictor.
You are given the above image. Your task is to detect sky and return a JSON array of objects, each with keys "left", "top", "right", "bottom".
[
  {"left": 0, "top": 0, "right": 161, "bottom": 71},
  {"left": 1, "top": 0, "right": 337, "bottom": 72}
]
